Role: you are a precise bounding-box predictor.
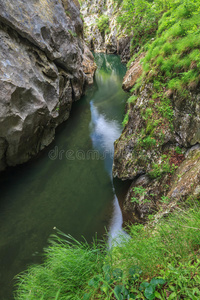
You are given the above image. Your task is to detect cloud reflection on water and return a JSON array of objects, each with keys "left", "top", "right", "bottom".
[{"left": 89, "top": 100, "right": 129, "bottom": 247}]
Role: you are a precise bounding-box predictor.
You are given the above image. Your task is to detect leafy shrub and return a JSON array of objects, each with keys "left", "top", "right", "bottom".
[{"left": 97, "top": 15, "right": 109, "bottom": 34}]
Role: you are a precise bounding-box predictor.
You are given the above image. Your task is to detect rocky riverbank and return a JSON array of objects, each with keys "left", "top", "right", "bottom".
[{"left": 112, "top": 1, "right": 200, "bottom": 224}]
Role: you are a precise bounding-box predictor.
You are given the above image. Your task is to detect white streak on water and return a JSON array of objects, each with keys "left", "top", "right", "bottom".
[{"left": 89, "top": 100, "right": 130, "bottom": 247}]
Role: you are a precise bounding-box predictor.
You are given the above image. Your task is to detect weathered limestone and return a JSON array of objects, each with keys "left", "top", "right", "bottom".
[
  {"left": 0, "top": 0, "right": 96, "bottom": 171},
  {"left": 122, "top": 146, "right": 200, "bottom": 224}
]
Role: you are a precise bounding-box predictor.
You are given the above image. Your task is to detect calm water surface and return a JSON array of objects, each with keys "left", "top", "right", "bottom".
[{"left": 0, "top": 53, "right": 128, "bottom": 299}]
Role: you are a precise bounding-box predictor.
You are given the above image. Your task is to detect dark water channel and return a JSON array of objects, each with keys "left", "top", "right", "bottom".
[{"left": 0, "top": 53, "right": 128, "bottom": 299}]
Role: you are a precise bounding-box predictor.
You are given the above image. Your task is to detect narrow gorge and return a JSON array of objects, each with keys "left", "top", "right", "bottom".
[
  {"left": 80, "top": 0, "right": 200, "bottom": 225},
  {"left": 0, "top": 0, "right": 200, "bottom": 299},
  {"left": 0, "top": 0, "right": 96, "bottom": 171}
]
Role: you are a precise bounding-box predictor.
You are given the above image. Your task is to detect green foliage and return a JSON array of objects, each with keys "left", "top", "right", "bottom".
[
  {"left": 68, "top": 29, "right": 77, "bottom": 37},
  {"left": 175, "top": 146, "right": 182, "bottom": 154},
  {"left": 139, "top": 136, "right": 157, "bottom": 150},
  {"left": 142, "top": 0, "right": 200, "bottom": 94},
  {"left": 14, "top": 208, "right": 200, "bottom": 299},
  {"left": 86, "top": 264, "right": 165, "bottom": 300},
  {"left": 122, "top": 110, "right": 129, "bottom": 127},
  {"left": 115, "top": 0, "right": 161, "bottom": 49},
  {"left": 160, "top": 195, "right": 170, "bottom": 204},
  {"left": 111, "top": 207, "right": 200, "bottom": 298},
  {"left": 14, "top": 232, "right": 104, "bottom": 300},
  {"left": 149, "top": 161, "right": 175, "bottom": 179},
  {"left": 97, "top": 15, "right": 109, "bottom": 34},
  {"left": 131, "top": 186, "right": 150, "bottom": 204},
  {"left": 127, "top": 95, "right": 137, "bottom": 104},
  {"left": 157, "top": 97, "right": 174, "bottom": 122}
]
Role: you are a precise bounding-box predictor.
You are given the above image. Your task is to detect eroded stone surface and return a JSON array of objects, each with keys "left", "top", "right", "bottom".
[
  {"left": 122, "top": 146, "right": 200, "bottom": 225},
  {"left": 0, "top": 0, "right": 95, "bottom": 171},
  {"left": 0, "top": 0, "right": 83, "bottom": 72}
]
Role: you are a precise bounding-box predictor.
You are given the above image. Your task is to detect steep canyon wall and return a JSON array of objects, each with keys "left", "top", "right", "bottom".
[{"left": 0, "top": 0, "right": 95, "bottom": 171}]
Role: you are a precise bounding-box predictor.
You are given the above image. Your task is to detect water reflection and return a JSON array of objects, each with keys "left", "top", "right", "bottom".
[
  {"left": 90, "top": 101, "right": 121, "bottom": 175},
  {"left": 90, "top": 53, "right": 129, "bottom": 246},
  {"left": 0, "top": 53, "right": 128, "bottom": 299}
]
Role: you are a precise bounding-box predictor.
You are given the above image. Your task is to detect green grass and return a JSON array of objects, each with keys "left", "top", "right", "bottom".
[
  {"left": 14, "top": 206, "right": 200, "bottom": 299},
  {"left": 122, "top": 110, "right": 129, "bottom": 127},
  {"left": 107, "top": 206, "right": 200, "bottom": 299},
  {"left": 141, "top": 0, "right": 200, "bottom": 93},
  {"left": 122, "top": 0, "right": 200, "bottom": 169},
  {"left": 14, "top": 232, "right": 105, "bottom": 300}
]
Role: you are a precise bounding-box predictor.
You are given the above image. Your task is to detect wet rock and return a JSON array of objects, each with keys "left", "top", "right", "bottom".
[
  {"left": 122, "top": 146, "right": 200, "bottom": 225},
  {"left": 114, "top": 52, "right": 200, "bottom": 224},
  {"left": 173, "top": 89, "right": 200, "bottom": 146},
  {"left": 167, "top": 145, "right": 200, "bottom": 201},
  {"left": 113, "top": 53, "right": 200, "bottom": 182},
  {"left": 113, "top": 83, "right": 173, "bottom": 180}
]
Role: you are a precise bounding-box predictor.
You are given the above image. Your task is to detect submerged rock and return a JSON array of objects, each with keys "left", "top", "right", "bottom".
[{"left": 0, "top": 0, "right": 95, "bottom": 171}]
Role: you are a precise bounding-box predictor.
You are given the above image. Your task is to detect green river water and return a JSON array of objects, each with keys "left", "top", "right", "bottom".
[{"left": 0, "top": 53, "right": 128, "bottom": 299}]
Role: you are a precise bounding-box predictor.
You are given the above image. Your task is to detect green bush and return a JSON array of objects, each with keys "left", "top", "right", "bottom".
[{"left": 97, "top": 15, "right": 109, "bottom": 34}]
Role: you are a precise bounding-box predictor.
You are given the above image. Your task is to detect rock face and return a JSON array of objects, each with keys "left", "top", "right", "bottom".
[
  {"left": 122, "top": 53, "right": 145, "bottom": 92},
  {"left": 82, "top": 44, "right": 97, "bottom": 85},
  {"left": 113, "top": 55, "right": 200, "bottom": 224},
  {"left": 81, "top": 0, "right": 130, "bottom": 63},
  {"left": 122, "top": 146, "right": 200, "bottom": 225},
  {"left": 0, "top": 0, "right": 96, "bottom": 171}
]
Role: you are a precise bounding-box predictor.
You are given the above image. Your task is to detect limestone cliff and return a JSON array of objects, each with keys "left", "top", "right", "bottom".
[
  {"left": 0, "top": 0, "right": 95, "bottom": 171},
  {"left": 81, "top": 0, "right": 130, "bottom": 63}
]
